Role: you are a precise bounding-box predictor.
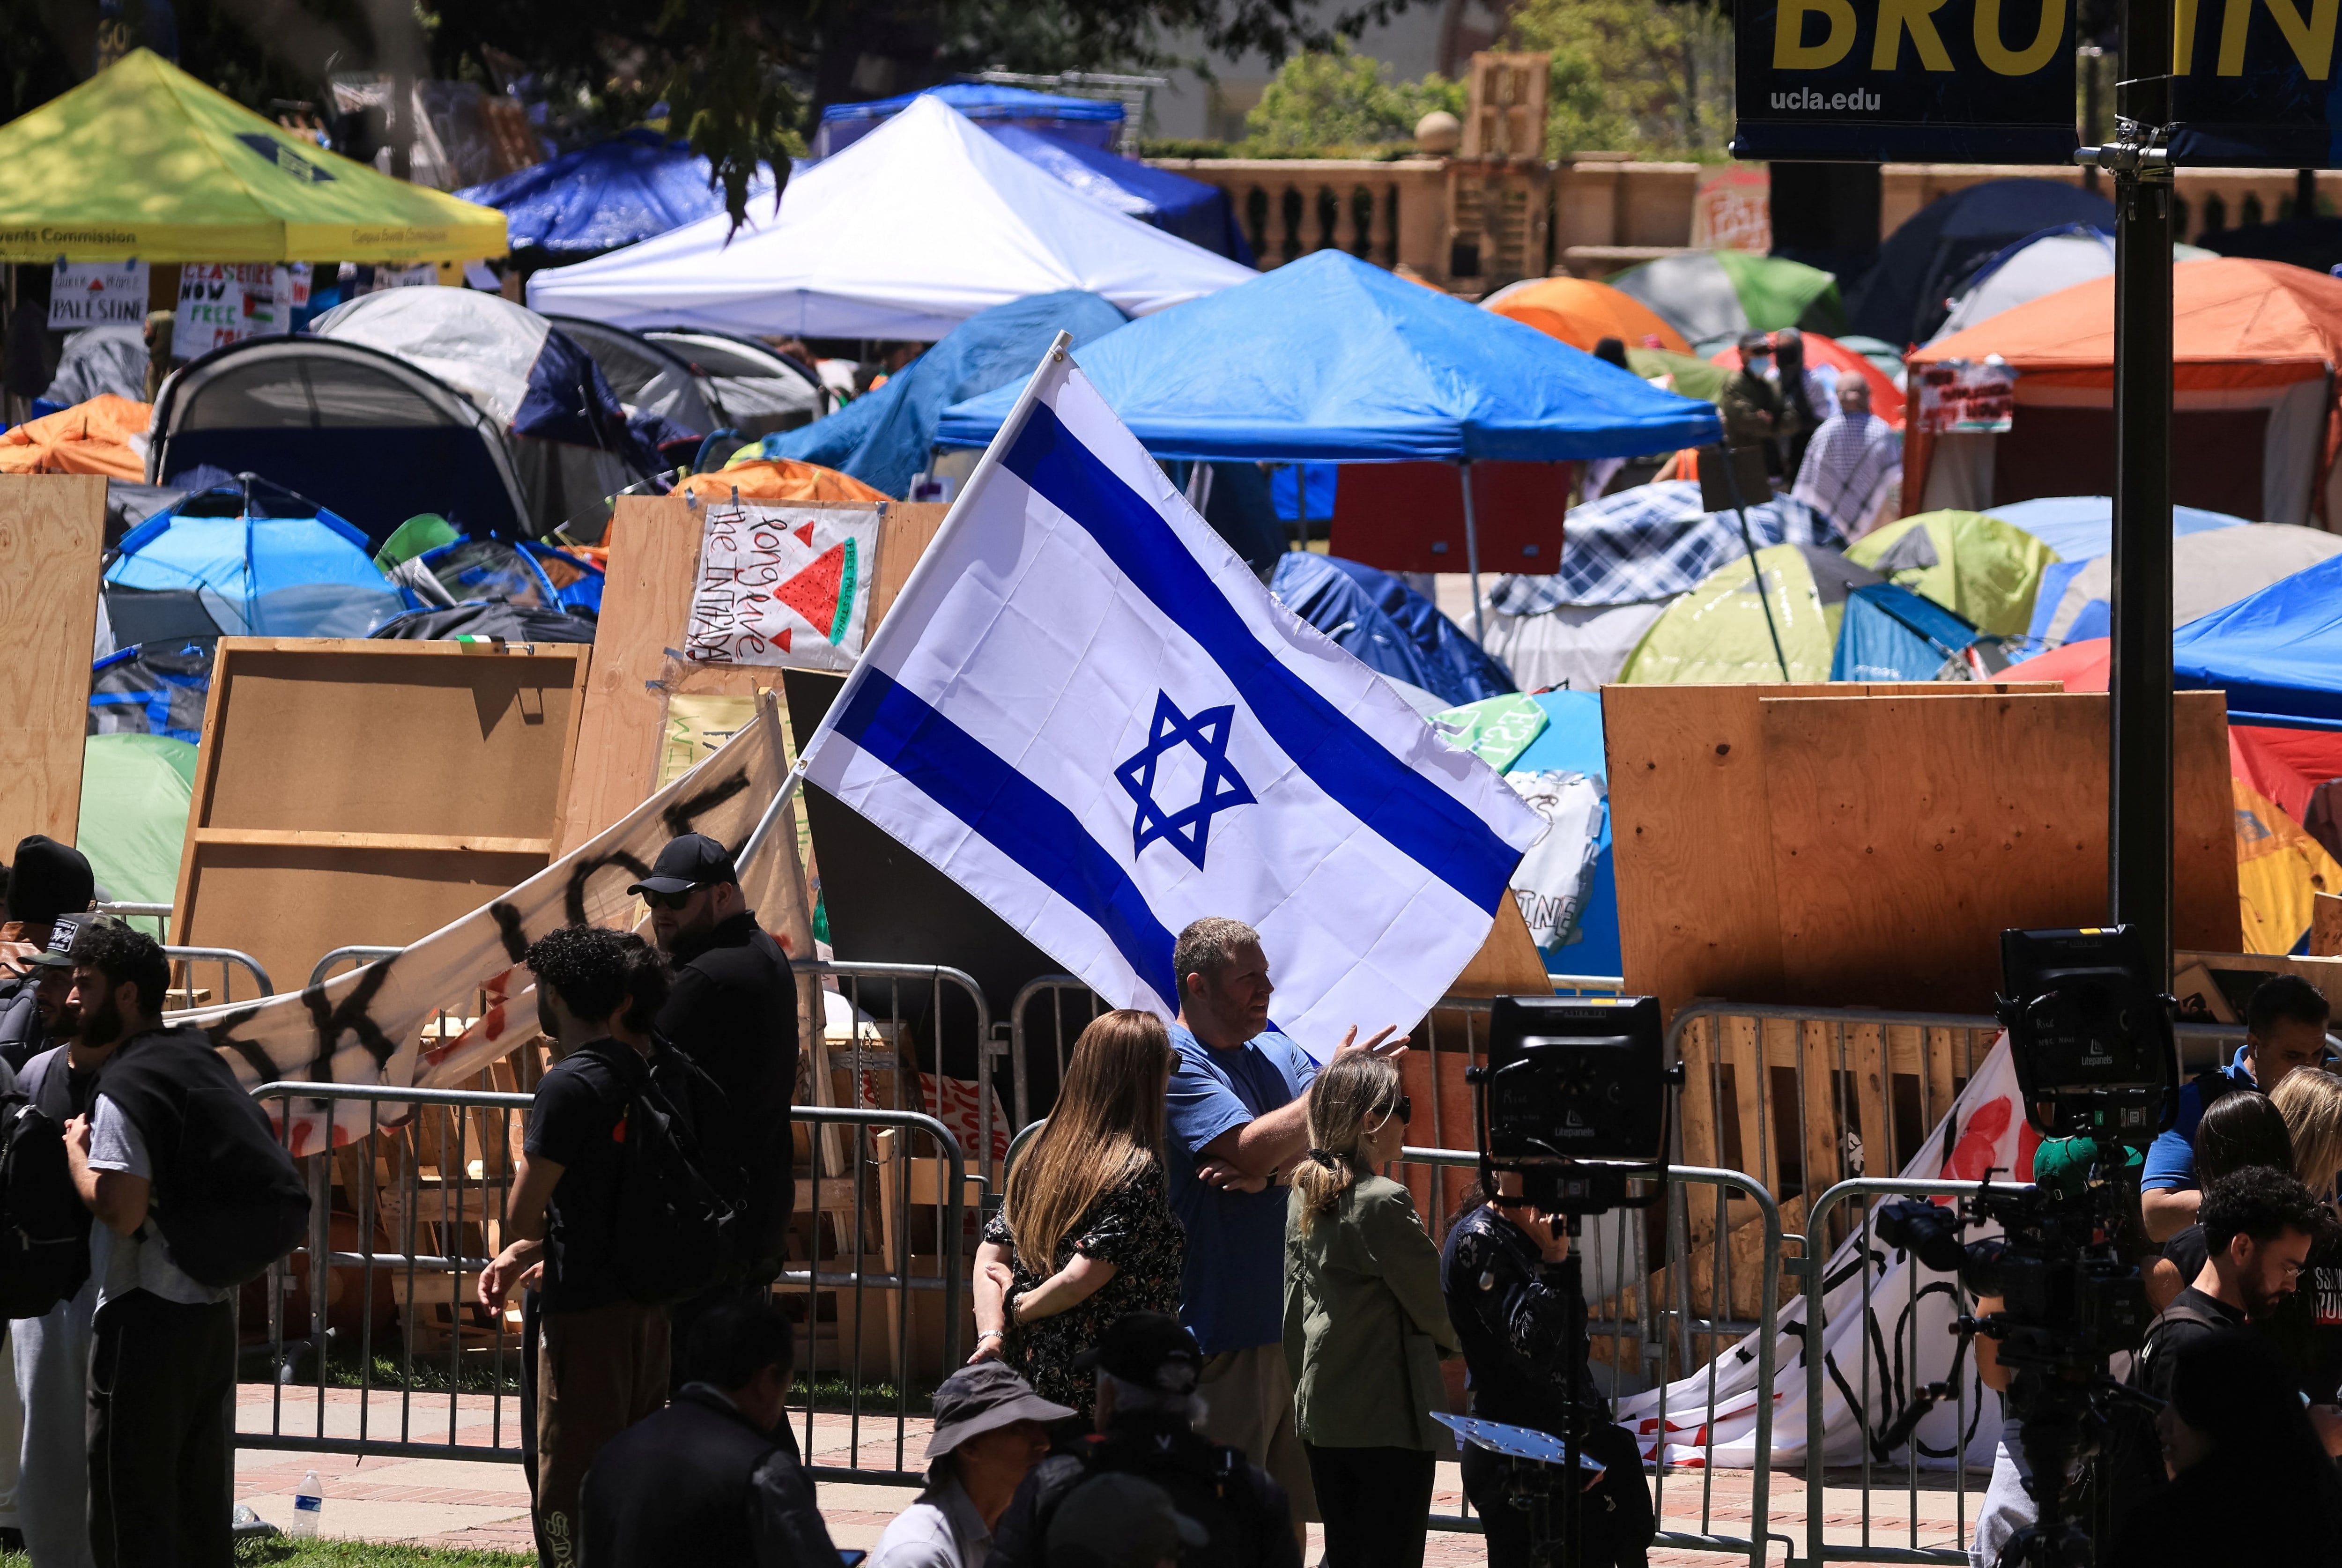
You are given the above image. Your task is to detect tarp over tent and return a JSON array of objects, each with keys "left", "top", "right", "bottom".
[
  {"left": 41, "top": 326, "right": 149, "bottom": 410},
  {"left": 1607, "top": 250, "right": 1847, "bottom": 344},
  {"left": 815, "top": 81, "right": 1123, "bottom": 158},
  {"left": 936, "top": 249, "right": 1721, "bottom": 461},
  {"left": 987, "top": 126, "right": 1252, "bottom": 262},
  {"left": 1269, "top": 552, "right": 1515, "bottom": 708},
  {"left": 2175, "top": 551, "right": 2342, "bottom": 729},
  {"left": 1846, "top": 178, "right": 2116, "bottom": 346},
  {"left": 1481, "top": 277, "right": 1691, "bottom": 355},
  {"left": 676, "top": 459, "right": 889, "bottom": 505},
  {"left": 1844, "top": 510, "right": 2057, "bottom": 636},
  {"left": 105, "top": 480, "right": 406, "bottom": 639},
  {"left": 1907, "top": 259, "right": 2342, "bottom": 527},
  {"left": 755, "top": 290, "right": 1128, "bottom": 499},
  {"left": 528, "top": 96, "right": 1251, "bottom": 340},
  {"left": 453, "top": 129, "right": 745, "bottom": 260},
  {"left": 550, "top": 317, "right": 722, "bottom": 437},
  {"left": 0, "top": 48, "right": 504, "bottom": 262},
  {"left": 2032, "top": 523, "right": 2342, "bottom": 645},
  {"left": 0, "top": 394, "right": 149, "bottom": 478}
]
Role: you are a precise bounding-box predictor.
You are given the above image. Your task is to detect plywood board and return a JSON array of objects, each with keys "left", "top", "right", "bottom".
[
  {"left": 173, "top": 639, "right": 589, "bottom": 995},
  {"left": 2315, "top": 893, "right": 2342, "bottom": 959},
  {"left": 1760, "top": 690, "right": 2237, "bottom": 1015},
  {"left": 1603, "top": 680, "right": 2060, "bottom": 1021},
  {"left": 559, "top": 495, "right": 941, "bottom": 852},
  {"left": 0, "top": 476, "right": 104, "bottom": 851}
]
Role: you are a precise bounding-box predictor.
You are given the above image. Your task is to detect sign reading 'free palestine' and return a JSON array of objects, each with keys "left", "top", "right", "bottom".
[{"left": 1734, "top": 0, "right": 2076, "bottom": 162}]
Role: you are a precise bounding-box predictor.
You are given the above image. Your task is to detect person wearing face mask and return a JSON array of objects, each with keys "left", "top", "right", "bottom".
[
  {"left": 1717, "top": 333, "right": 1787, "bottom": 478},
  {"left": 1281, "top": 1052, "right": 1459, "bottom": 1568}
]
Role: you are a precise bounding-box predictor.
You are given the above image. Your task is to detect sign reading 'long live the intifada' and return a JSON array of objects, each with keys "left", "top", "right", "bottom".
[{"left": 1734, "top": 0, "right": 2076, "bottom": 161}]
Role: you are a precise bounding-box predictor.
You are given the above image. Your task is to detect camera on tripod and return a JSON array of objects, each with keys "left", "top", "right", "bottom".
[{"left": 1467, "top": 994, "right": 1675, "bottom": 1215}]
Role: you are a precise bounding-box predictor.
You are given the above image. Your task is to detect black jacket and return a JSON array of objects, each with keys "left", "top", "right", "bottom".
[
  {"left": 986, "top": 1412, "right": 1299, "bottom": 1568},
  {"left": 580, "top": 1383, "right": 843, "bottom": 1568},
  {"left": 659, "top": 911, "right": 799, "bottom": 1275},
  {"left": 0, "top": 974, "right": 43, "bottom": 1073},
  {"left": 1440, "top": 1205, "right": 1604, "bottom": 1434}
]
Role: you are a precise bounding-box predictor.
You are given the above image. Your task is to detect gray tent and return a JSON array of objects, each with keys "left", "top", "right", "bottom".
[
  {"left": 548, "top": 316, "right": 724, "bottom": 437},
  {"left": 640, "top": 329, "right": 826, "bottom": 437}
]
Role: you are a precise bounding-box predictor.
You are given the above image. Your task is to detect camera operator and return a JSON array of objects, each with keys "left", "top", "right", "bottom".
[
  {"left": 2142, "top": 975, "right": 2330, "bottom": 1242},
  {"left": 1439, "top": 1177, "right": 1654, "bottom": 1568}
]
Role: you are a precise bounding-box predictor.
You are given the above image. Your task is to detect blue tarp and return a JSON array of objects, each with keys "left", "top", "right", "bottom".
[
  {"left": 2175, "top": 552, "right": 2342, "bottom": 729},
  {"left": 453, "top": 130, "right": 749, "bottom": 259},
  {"left": 1506, "top": 690, "right": 1620, "bottom": 978},
  {"left": 1831, "top": 582, "right": 1981, "bottom": 681},
  {"left": 758, "top": 290, "right": 1129, "bottom": 499},
  {"left": 937, "top": 249, "right": 1720, "bottom": 462},
  {"left": 1269, "top": 553, "right": 1515, "bottom": 707},
  {"left": 106, "top": 482, "right": 406, "bottom": 639},
  {"left": 1847, "top": 179, "right": 2119, "bottom": 346},
  {"left": 1989, "top": 496, "right": 2251, "bottom": 643},
  {"left": 987, "top": 126, "right": 1252, "bottom": 263},
  {"left": 817, "top": 83, "right": 1123, "bottom": 157}
]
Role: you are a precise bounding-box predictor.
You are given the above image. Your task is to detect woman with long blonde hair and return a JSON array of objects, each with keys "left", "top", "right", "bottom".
[
  {"left": 969, "top": 1010, "right": 1186, "bottom": 1416},
  {"left": 1283, "top": 1052, "right": 1458, "bottom": 1568}
]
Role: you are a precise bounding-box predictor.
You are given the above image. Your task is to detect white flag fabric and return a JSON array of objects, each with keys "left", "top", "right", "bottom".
[
  {"left": 795, "top": 348, "right": 1545, "bottom": 1053},
  {"left": 172, "top": 701, "right": 811, "bottom": 1153}
]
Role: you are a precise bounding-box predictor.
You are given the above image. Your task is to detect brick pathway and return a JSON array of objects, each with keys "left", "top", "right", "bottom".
[{"left": 235, "top": 1387, "right": 1979, "bottom": 1564}]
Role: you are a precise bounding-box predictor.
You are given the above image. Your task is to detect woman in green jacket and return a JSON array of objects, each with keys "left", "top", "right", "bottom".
[{"left": 1283, "top": 1051, "right": 1460, "bottom": 1568}]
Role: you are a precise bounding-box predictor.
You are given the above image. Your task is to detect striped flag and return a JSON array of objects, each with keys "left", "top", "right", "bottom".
[{"left": 796, "top": 342, "right": 1545, "bottom": 1052}]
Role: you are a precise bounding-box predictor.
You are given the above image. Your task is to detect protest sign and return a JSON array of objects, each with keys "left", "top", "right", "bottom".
[
  {"left": 173, "top": 263, "right": 310, "bottom": 356},
  {"left": 1915, "top": 359, "right": 2017, "bottom": 436},
  {"left": 48, "top": 260, "right": 148, "bottom": 329},
  {"left": 684, "top": 499, "right": 882, "bottom": 673}
]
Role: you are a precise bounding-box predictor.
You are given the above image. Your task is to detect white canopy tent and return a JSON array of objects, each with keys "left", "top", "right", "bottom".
[{"left": 527, "top": 96, "right": 1254, "bottom": 340}]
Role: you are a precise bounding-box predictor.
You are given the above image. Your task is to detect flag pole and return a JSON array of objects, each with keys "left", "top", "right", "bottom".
[
  {"left": 1459, "top": 460, "right": 1486, "bottom": 643},
  {"left": 793, "top": 331, "right": 1075, "bottom": 770}
]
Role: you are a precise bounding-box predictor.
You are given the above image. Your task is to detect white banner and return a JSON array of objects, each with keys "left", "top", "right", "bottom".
[
  {"left": 173, "top": 264, "right": 310, "bottom": 357},
  {"left": 1618, "top": 1036, "right": 2033, "bottom": 1472},
  {"left": 49, "top": 260, "right": 148, "bottom": 329},
  {"left": 685, "top": 500, "right": 882, "bottom": 674},
  {"left": 173, "top": 697, "right": 813, "bottom": 1152}
]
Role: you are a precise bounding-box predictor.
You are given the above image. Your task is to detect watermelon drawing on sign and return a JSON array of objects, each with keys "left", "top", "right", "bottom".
[{"left": 772, "top": 537, "right": 859, "bottom": 644}]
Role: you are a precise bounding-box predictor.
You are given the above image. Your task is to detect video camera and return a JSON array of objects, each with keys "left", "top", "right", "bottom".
[
  {"left": 1468, "top": 994, "right": 1675, "bottom": 1216},
  {"left": 1870, "top": 925, "right": 2178, "bottom": 1568}
]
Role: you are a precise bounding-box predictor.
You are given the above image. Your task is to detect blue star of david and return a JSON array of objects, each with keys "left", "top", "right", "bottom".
[{"left": 1114, "top": 691, "right": 1256, "bottom": 870}]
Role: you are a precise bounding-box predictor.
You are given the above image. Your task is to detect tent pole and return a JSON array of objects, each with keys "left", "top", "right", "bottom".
[
  {"left": 1292, "top": 463, "right": 1305, "bottom": 552},
  {"left": 1715, "top": 450, "right": 1793, "bottom": 682},
  {"left": 1459, "top": 461, "right": 1486, "bottom": 643}
]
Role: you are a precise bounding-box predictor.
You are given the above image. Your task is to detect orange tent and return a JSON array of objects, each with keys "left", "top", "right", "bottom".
[
  {"left": 0, "top": 394, "right": 150, "bottom": 480},
  {"left": 678, "top": 457, "right": 892, "bottom": 506},
  {"left": 1904, "top": 258, "right": 2342, "bottom": 527},
  {"left": 1712, "top": 332, "right": 1905, "bottom": 428},
  {"left": 1484, "top": 278, "right": 1692, "bottom": 356}
]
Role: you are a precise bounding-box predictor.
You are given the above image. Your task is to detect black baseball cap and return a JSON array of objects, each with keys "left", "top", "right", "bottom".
[
  {"left": 9, "top": 836, "right": 93, "bottom": 927},
  {"left": 1073, "top": 1312, "right": 1202, "bottom": 1393},
  {"left": 628, "top": 833, "right": 739, "bottom": 897},
  {"left": 24, "top": 911, "right": 94, "bottom": 969}
]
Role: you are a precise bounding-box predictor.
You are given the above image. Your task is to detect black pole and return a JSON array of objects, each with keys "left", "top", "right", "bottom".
[
  {"left": 2107, "top": 0, "right": 2175, "bottom": 986},
  {"left": 1715, "top": 450, "right": 1794, "bottom": 681}
]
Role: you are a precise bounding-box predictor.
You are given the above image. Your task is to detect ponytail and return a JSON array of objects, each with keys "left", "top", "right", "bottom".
[{"left": 1296, "top": 1054, "right": 1402, "bottom": 1230}]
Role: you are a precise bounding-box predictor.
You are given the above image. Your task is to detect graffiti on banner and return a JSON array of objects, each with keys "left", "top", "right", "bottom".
[
  {"left": 685, "top": 501, "right": 882, "bottom": 674},
  {"left": 171, "top": 698, "right": 815, "bottom": 1153}
]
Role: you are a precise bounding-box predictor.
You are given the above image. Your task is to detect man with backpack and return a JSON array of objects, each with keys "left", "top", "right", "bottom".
[
  {"left": 986, "top": 1313, "right": 1300, "bottom": 1568},
  {"left": 633, "top": 834, "right": 800, "bottom": 1392},
  {"left": 481, "top": 924, "right": 739, "bottom": 1568},
  {"left": 62, "top": 919, "right": 307, "bottom": 1568}
]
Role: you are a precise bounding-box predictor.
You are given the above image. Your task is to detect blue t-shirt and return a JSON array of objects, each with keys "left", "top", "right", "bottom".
[
  {"left": 1163, "top": 1022, "right": 1319, "bottom": 1355},
  {"left": 2140, "top": 1056, "right": 2258, "bottom": 1192}
]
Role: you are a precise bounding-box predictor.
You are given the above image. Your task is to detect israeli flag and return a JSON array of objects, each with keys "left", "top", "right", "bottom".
[{"left": 795, "top": 340, "right": 1545, "bottom": 1052}]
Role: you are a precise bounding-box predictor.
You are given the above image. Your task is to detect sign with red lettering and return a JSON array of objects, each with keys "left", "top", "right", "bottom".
[{"left": 685, "top": 501, "right": 882, "bottom": 673}]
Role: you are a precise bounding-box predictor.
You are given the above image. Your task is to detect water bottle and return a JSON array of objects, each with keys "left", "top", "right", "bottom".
[{"left": 290, "top": 1471, "right": 324, "bottom": 1538}]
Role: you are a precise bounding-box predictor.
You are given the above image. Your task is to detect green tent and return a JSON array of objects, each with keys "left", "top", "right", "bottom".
[
  {"left": 0, "top": 49, "right": 504, "bottom": 262},
  {"left": 1611, "top": 251, "right": 1848, "bottom": 346},
  {"left": 1624, "top": 346, "right": 1730, "bottom": 403},
  {"left": 1845, "top": 510, "right": 2058, "bottom": 638},
  {"left": 1619, "top": 544, "right": 1877, "bottom": 684},
  {"left": 77, "top": 733, "right": 198, "bottom": 936}
]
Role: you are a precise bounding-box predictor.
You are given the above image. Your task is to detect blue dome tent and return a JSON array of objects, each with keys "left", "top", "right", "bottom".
[
  {"left": 1847, "top": 179, "right": 2118, "bottom": 346},
  {"left": 453, "top": 129, "right": 758, "bottom": 262},
  {"left": 105, "top": 479, "right": 406, "bottom": 640},
  {"left": 1270, "top": 552, "right": 1515, "bottom": 708}
]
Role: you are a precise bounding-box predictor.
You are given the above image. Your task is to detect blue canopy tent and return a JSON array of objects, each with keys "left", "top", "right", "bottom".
[
  {"left": 2175, "top": 552, "right": 2342, "bottom": 728},
  {"left": 756, "top": 290, "right": 1129, "bottom": 499},
  {"left": 453, "top": 129, "right": 754, "bottom": 261},
  {"left": 815, "top": 82, "right": 1123, "bottom": 158},
  {"left": 1269, "top": 552, "right": 1515, "bottom": 707},
  {"left": 106, "top": 480, "right": 406, "bottom": 640},
  {"left": 987, "top": 126, "right": 1252, "bottom": 262},
  {"left": 938, "top": 249, "right": 1720, "bottom": 637}
]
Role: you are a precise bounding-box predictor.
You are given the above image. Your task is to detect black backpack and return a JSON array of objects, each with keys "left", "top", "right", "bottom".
[
  {"left": 0, "top": 1083, "right": 91, "bottom": 1317},
  {"left": 97, "top": 1027, "right": 311, "bottom": 1289},
  {"left": 610, "top": 1044, "right": 742, "bottom": 1305}
]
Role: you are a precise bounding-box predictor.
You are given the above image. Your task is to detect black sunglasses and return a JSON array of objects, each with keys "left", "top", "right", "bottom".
[
  {"left": 639, "top": 887, "right": 701, "bottom": 911},
  {"left": 1377, "top": 1095, "right": 1412, "bottom": 1126}
]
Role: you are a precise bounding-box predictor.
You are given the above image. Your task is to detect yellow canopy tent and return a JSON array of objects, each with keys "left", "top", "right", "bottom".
[{"left": 0, "top": 49, "right": 504, "bottom": 262}]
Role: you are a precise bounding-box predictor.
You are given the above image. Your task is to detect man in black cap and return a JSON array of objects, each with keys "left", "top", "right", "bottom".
[
  {"left": 0, "top": 836, "right": 96, "bottom": 1071},
  {"left": 630, "top": 833, "right": 800, "bottom": 1389},
  {"left": 988, "top": 1313, "right": 1300, "bottom": 1568}
]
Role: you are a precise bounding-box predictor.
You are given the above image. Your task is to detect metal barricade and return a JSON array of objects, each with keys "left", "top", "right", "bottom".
[
  {"left": 797, "top": 959, "right": 1001, "bottom": 1184},
  {"left": 163, "top": 944, "right": 273, "bottom": 1006},
  {"left": 96, "top": 898, "right": 171, "bottom": 941},
  {"left": 1007, "top": 975, "right": 1106, "bottom": 1131},
  {"left": 308, "top": 945, "right": 403, "bottom": 990},
  {"left": 240, "top": 1080, "right": 967, "bottom": 1484}
]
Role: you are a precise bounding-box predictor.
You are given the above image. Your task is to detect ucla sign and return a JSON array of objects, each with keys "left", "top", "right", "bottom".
[
  {"left": 2168, "top": 0, "right": 2342, "bottom": 164},
  {"left": 1734, "top": 0, "right": 2077, "bottom": 161}
]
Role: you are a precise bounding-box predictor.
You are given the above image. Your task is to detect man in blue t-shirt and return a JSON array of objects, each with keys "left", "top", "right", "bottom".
[
  {"left": 2142, "top": 972, "right": 2332, "bottom": 1242},
  {"left": 1160, "top": 916, "right": 1400, "bottom": 1536}
]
